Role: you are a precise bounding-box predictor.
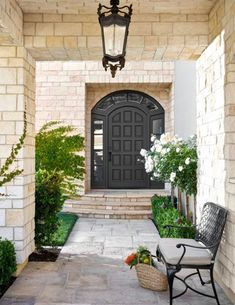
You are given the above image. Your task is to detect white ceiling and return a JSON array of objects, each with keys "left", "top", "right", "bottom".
[{"left": 16, "top": 0, "right": 217, "bottom": 15}]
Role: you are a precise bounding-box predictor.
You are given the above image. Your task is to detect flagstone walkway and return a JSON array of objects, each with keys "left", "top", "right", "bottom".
[{"left": 0, "top": 218, "right": 232, "bottom": 305}]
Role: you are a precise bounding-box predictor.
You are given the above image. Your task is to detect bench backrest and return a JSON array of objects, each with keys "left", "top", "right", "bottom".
[{"left": 195, "top": 202, "right": 228, "bottom": 259}]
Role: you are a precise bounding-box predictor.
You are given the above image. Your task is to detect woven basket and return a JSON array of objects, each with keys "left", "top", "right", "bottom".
[{"left": 135, "top": 263, "right": 168, "bottom": 291}]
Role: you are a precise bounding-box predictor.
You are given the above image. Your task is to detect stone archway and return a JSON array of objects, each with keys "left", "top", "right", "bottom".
[
  {"left": 85, "top": 83, "right": 173, "bottom": 191},
  {"left": 90, "top": 90, "right": 165, "bottom": 189}
]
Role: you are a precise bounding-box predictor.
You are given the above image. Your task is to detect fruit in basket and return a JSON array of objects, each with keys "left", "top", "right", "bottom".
[
  {"left": 125, "top": 253, "right": 137, "bottom": 266},
  {"left": 143, "top": 258, "right": 150, "bottom": 264},
  {"left": 125, "top": 246, "right": 153, "bottom": 268}
]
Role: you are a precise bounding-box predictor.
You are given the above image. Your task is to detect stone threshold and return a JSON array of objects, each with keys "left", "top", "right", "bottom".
[{"left": 83, "top": 189, "right": 169, "bottom": 198}]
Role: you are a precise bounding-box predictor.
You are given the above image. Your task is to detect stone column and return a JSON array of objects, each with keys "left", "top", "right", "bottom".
[
  {"left": 196, "top": 31, "right": 226, "bottom": 209},
  {"left": 0, "top": 46, "right": 35, "bottom": 267},
  {"left": 222, "top": 0, "right": 235, "bottom": 296},
  {"left": 197, "top": 0, "right": 235, "bottom": 300}
]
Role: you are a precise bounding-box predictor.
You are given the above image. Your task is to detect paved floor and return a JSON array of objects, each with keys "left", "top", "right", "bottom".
[{"left": 0, "top": 218, "right": 232, "bottom": 305}]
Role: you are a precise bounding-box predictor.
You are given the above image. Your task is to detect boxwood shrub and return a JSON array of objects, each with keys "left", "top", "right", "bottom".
[
  {"left": 0, "top": 238, "right": 16, "bottom": 286},
  {"left": 35, "top": 169, "right": 66, "bottom": 248},
  {"left": 151, "top": 195, "right": 195, "bottom": 238}
]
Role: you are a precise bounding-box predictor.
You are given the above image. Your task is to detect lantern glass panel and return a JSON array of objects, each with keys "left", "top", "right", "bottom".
[{"left": 103, "top": 24, "right": 126, "bottom": 57}]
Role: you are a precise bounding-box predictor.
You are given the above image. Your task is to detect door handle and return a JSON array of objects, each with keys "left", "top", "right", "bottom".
[{"left": 108, "top": 151, "right": 112, "bottom": 161}]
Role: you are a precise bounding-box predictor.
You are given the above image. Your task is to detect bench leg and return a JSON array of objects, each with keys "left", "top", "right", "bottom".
[
  {"left": 210, "top": 266, "right": 220, "bottom": 305},
  {"left": 197, "top": 268, "right": 206, "bottom": 285},
  {"left": 156, "top": 247, "right": 161, "bottom": 262},
  {"left": 166, "top": 267, "right": 178, "bottom": 305}
]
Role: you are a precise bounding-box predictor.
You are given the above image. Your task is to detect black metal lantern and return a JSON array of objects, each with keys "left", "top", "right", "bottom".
[{"left": 98, "top": 0, "right": 132, "bottom": 78}]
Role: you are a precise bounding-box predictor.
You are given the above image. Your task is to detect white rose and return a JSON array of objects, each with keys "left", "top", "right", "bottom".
[
  {"left": 140, "top": 149, "right": 148, "bottom": 157},
  {"left": 170, "top": 172, "right": 176, "bottom": 182},
  {"left": 155, "top": 144, "right": 162, "bottom": 153},
  {"left": 154, "top": 156, "right": 159, "bottom": 162},
  {"left": 178, "top": 166, "right": 183, "bottom": 172},
  {"left": 185, "top": 157, "right": 190, "bottom": 165},
  {"left": 176, "top": 147, "right": 180, "bottom": 153},
  {"left": 161, "top": 148, "right": 167, "bottom": 155},
  {"left": 160, "top": 133, "right": 172, "bottom": 144},
  {"left": 145, "top": 156, "right": 154, "bottom": 173},
  {"left": 150, "top": 146, "right": 155, "bottom": 152},
  {"left": 151, "top": 135, "right": 156, "bottom": 142}
]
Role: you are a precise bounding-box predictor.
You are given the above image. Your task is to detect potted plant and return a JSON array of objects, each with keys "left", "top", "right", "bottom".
[{"left": 125, "top": 246, "right": 167, "bottom": 291}]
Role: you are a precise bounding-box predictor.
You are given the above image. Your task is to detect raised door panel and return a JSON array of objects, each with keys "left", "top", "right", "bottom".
[{"left": 108, "top": 106, "right": 148, "bottom": 188}]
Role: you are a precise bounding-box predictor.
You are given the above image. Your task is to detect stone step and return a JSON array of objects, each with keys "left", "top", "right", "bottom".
[
  {"left": 79, "top": 196, "right": 155, "bottom": 202},
  {"left": 63, "top": 207, "right": 152, "bottom": 220},
  {"left": 67, "top": 199, "right": 151, "bottom": 206},
  {"left": 63, "top": 189, "right": 168, "bottom": 219},
  {"left": 65, "top": 199, "right": 152, "bottom": 211},
  {"left": 78, "top": 190, "right": 167, "bottom": 203}
]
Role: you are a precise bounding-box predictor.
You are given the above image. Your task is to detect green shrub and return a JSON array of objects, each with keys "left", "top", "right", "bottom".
[
  {"left": 36, "top": 121, "right": 85, "bottom": 196},
  {"left": 151, "top": 195, "right": 195, "bottom": 238},
  {"left": 0, "top": 239, "right": 17, "bottom": 286},
  {"left": 35, "top": 169, "right": 66, "bottom": 248}
]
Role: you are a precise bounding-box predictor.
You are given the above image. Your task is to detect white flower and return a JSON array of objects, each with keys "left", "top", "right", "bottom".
[
  {"left": 153, "top": 172, "right": 159, "bottom": 177},
  {"left": 140, "top": 149, "right": 148, "bottom": 157},
  {"left": 154, "top": 156, "right": 159, "bottom": 162},
  {"left": 185, "top": 157, "right": 190, "bottom": 165},
  {"left": 178, "top": 166, "right": 183, "bottom": 172},
  {"left": 155, "top": 144, "right": 162, "bottom": 153},
  {"left": 160, "top": 133, "right": 172, "bottom": 144},
  {"left": 170, "top": 172, "right": 176, "bottom": 182},
  {"left": 150, "top": 146, "right": 155, "bottom": 152},
  {"left": 161, "top": 148, "right": 167, "bottom": 155},
  {"left": 151, "top": 135, "right": 156, "bottom": 142},
  {"left": 176, "top": 147, "right": 180, "bottom": 153},
  {"left": 145, "top": 156, "right": 154, "bottom": 173},
  {"left": 167, "top": 148, "right": 170, "bottom": 153}
]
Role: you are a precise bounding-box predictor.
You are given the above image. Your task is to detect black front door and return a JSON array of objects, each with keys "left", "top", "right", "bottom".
[
  {"left": 108, "top": 106, "right": 148, "bottom": 188},
  {"left": 91, "top": 90, "right": 165, "bottom": 189}
]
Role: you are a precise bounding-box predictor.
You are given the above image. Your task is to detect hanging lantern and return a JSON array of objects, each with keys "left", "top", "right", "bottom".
[{"left": 97, "top": 0, "right": 132, "bottom": 78}]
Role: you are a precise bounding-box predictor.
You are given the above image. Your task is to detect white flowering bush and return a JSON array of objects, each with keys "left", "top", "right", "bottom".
[{"left": 140, "top": 133, "right": 197, "bottom": 196}]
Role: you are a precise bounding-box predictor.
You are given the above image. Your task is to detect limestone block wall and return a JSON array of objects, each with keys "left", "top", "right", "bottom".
[
  {"left": 0, "top": 0, "right": 23, "bottom": 45},
  {"left": 197, "top": 32, "right": 226, "bottom": 209},
  {"left": 197, "top": 0, "right": 235, "bottom": 299},
  {"left": 36, "top": 61, "right": 174, "bottom": 192},
  {"left": 24, "top": 13, "right": 209, "bottom": 61},
  {"left": 0, "top": 46, "right": 35, "bottom": 264},
  {"left": 222, "top": 0, "right": 235, "bottom": 296}
]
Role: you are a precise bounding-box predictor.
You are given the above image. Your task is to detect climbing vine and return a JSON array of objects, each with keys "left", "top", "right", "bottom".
[{"left": 0, "top": 112, "right": 27, "bottom": 196}]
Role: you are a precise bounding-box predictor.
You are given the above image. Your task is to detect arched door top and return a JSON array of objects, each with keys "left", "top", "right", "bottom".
[{"left": 92, "top": 90, "right": 164, "bottom": 116}]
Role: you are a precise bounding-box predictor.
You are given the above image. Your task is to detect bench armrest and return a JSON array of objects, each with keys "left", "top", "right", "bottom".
[{"left": 175, "top": 242, "right": 219, "bottom": 265}]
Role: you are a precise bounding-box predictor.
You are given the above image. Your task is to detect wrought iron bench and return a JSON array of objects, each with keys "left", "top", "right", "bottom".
[{"left": 156, "top": 202, "right": 228, "bottom": 305}]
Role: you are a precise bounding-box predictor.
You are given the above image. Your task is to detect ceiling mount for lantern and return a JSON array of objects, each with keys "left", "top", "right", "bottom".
[{"left": 97, "top": 0, "right": 132, "bottom": 78}]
